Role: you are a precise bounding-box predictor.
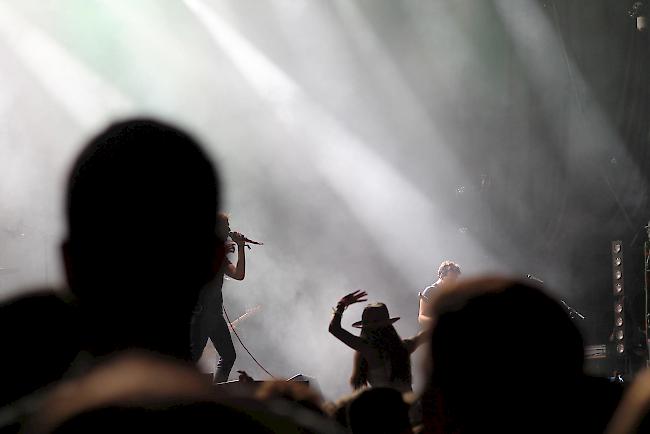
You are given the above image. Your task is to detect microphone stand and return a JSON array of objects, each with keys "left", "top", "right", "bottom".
[{"left": 560, "top": 299, "right": 586, "bottom": 320}]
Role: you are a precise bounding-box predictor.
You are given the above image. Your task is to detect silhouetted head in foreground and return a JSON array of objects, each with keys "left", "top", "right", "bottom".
[
  {"left": 62, "top": 119, "right": 221, "bottom": 360},
  {"left": 422, "top": 277, "right": 584, "bottom": 434},
  {"left": 347, "top": 387, "right": 412, "bottom": 434},
  {"left": 255, "top": 380, "right": 326, "bottom": 417}
]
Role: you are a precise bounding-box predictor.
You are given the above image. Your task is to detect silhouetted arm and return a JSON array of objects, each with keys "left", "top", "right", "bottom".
[
  {"left": 224, "top": 233, "right": 246, "bottom": 281},
  {"left": 418, "top": 287, "right": 435, "bottom": 328},
  {"left": 224, "top": 244, "right": 245, "bottom": 281},
  {"left": 404, "top": 329, "right": 430, "bottom": 354},
  {"left": 329, "top": 306, "right": 370, "bottom": 353},
  {"left": 329, "top": 290, "right": 371, "bottom": 352}
]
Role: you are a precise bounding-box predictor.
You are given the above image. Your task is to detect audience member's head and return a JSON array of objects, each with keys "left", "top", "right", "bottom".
[
  {"left": 423, "top": 277, "right": 584, "bottom": 433},
  {"left": 62, "top": 118, "right": 221, "bottom": 359},
  {"left": 325, "top": 388, "right": 366, "bottom": 430},
  {"left": 255, "top": 380, "right": 326, "bottom": 416},
  {"left": 347, "top": 387, "right": 412, "bottom": 434}
]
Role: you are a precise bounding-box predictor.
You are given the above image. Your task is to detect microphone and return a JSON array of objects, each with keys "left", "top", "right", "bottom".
[{"left": 230, "top": 232, "right": 263, "bottom": 246}]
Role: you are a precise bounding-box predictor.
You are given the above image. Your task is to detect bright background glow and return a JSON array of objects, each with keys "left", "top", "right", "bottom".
[{"left": 0, "top": 0, "right": 647, "bottom": 399}]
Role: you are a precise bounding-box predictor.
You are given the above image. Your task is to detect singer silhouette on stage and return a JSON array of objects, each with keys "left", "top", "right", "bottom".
[{"left": 190, "top": 212, "right": 252, "bottom": 383}]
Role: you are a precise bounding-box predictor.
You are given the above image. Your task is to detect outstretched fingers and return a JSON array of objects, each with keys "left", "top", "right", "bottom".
[{"left": 351, "top": 290, "right": 368, "bottom": 304}]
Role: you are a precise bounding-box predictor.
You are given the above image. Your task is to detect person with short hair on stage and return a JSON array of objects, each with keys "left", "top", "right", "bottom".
[
  {"left": 418, "top": 260, "right": 461, "bottom": 328},
  {"left": 190, "top": 212, "right": 247, "bottom": 384}
]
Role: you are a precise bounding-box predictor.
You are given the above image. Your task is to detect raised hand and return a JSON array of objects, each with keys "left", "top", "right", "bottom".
[
  {"left": 230, "top": 231, "right": 246, "bottom": 245},
  {"left": 338, "top": 290, "right": 368, "bottom": 308}
]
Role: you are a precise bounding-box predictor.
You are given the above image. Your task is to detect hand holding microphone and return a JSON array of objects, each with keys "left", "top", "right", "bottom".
[{"left": 229, "top": 231, "right": 263, "bottom": 247}]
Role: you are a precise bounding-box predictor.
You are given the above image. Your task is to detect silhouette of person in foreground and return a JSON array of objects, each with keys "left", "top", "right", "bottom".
[
  {"left": 347, "top": 387, "right": 412, "bottom": 434},
  {"left": 329, "top": 291, "right": 427, "bottom": 393},
  {"left": 420, "top": 276, "right": 620, "bottom": 434},
  {"left": 62, "top": 118, "right": 222, "bottom": 361},
  {"left": 0, "top": 289, "right": 80, "bottom": 432}
]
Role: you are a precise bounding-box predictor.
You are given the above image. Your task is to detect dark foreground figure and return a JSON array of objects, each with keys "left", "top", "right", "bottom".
[
  {"left": 63, "top": 118, "right": 222, "bottom": 361},
  {"left": 0, "top": 119, "right": 223, "bottom": 432},
  {"left": 419, "top": 277, "right": 622, "bottom": 434}
]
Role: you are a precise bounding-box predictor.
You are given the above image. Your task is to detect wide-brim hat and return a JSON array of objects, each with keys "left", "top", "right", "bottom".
[{"left": 352, "top": 303, "right": 400, "bottom": 329}]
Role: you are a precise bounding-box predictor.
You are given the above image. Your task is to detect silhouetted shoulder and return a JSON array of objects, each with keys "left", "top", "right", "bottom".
[
  {"left": 0, "top": 289, "right": 81, "bottom": 408},
  {"left": 421, "top": 284, "right": 438, "bottom": 300}
]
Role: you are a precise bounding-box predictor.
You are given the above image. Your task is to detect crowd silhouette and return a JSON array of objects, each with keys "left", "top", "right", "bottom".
[{"left": 0, "top": 118, "right": 645, "bottom": 433}]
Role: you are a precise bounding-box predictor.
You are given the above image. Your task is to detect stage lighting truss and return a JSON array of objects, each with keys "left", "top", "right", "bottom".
[{"left": 612, "top": 240, "right": 625, "bottom": 357}]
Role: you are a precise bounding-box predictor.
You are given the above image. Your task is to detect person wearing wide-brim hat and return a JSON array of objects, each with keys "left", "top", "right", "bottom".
[
  {"left": 351, "top": 303, "right": 400, "bottom": 329},
  {"left": 329, "top": 290, "right": 428, "bottom": 393}
]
